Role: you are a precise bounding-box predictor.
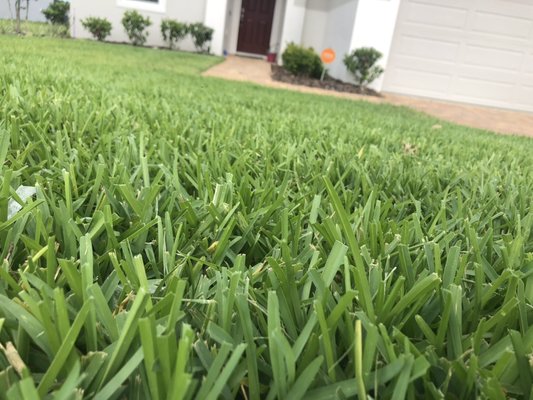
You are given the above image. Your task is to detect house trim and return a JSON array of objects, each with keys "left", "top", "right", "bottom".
[{"left": 116, "top": 0, "right": 167, "bottom": 14}]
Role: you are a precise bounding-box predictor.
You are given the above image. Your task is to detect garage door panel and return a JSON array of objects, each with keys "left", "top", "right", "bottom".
[
  {"left": 465, "top": 32, "right": 529, "bottom": 54},
  {"left": 523, "top": 55, "right": 533, "bottom": 73},
  {"left": 480, "top": 0, "right": 533, "bottom": 20},
  {"left": 463, "top": 44, "right": 524, "bottom": 71},
  {"left": 405, "top": 2, "right": 468, "bottom": 29},
  {"left": 513, "top": 85, "right": 533, "bottom": 106},
  {"left": 391, "top": 55, "right": 456, "bottom": 76},
  {"left": 457, "top": 65, "right": 518, "bottom": 85},
  {"left": 471, "top": 11, "right": 532, "bottom": 39},
  {"left": 395, "top": 35, "right": 459, "bottom": 62},
  {"left": 518, "top": 73, "right": 533, "bottom": 86},
  {"left": 454, "top": 77, "right": 513, "bottom": 102},
  {"left": 398, "top": 23, "right": 466, "bottom": 42},
  {"left": 384, "top": 0, "right": 533, "bottom": 112},
  {"left": 386, "top": 69, "right": 452, "bottom": 93},
  {"left": 405, "top": 0, "right": 467, "bottom": 9}
]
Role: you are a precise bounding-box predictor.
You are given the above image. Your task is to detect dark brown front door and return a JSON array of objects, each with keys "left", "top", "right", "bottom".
[{"left": 237, "top": 0, "right": 276, "bottom": 55}]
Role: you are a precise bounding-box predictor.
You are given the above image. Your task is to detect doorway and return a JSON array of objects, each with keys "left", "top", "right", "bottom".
[{"left": 236, "top": 0, "right": 276, "bottom": 55}]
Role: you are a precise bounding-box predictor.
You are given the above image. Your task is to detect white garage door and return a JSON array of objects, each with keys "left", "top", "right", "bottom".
[{"left": 383, "top": 0, "right": 533, "bottom": 112}]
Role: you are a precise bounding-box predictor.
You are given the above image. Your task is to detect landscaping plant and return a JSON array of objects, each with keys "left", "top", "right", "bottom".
[
  {"left": 0, "top": 36, "right": 533, "bottom": 399},
  {"left": 42, "top": 0, "right": 70, "bottom": 26},
  {"left": 161, "top": 19, "right": 188, "bottom": 49},
  {"left": 81, "top": 17, "right": 112, "bottom": 42},
  {"left": 122, "top": 10, "right": 151, "bottom": 46},
  {"left": 344, "top": 47, "right": 384, "bottom": 88},
  {"left": 282, "top": 43, "right": 322, "bottom": 79},
  {"left": 188, "top": 22, "right": 213, "bottom": 53}
]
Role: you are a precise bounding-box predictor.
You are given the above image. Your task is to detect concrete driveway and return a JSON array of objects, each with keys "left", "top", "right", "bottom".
[{"left": 203, "top": 56, "right": 533, "bottom": 138}]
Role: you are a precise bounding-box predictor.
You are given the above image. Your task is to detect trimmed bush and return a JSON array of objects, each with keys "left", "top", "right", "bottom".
[
  {"left": 122, "top": 10, "right": 151, "bottom": 46},
  {"left": 343, "top": 47, "right": 384, "bottom": 88},
  {"left": 161, "top": 19, "right": 188, "bottom": 49},
  {"left": 281, "top": 43, "right": 322, "bottom": 79},
  {"left": 42, "top": 0, "right": 70, "bottom": 26},
  {"left": 188, "top": 22, "right": 213, "bottom": 53},
  {"left": 81, "top": 17, "right": 112, "bottom": 41}
]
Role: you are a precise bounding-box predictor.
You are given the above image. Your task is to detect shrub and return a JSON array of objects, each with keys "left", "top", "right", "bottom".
[
  {"left": 122, "top": 10, "right": 151, "bottom": 46},
  {"left": 281, "top": 43, "right": 322, "bottom": 79},
  {"left": 161, "top": 19, "right": 188, "bottom": 49},
  {"left": 188, "top": 22, "right": 213, "bottom": 53},
  {"left": 42, "top": 0, "right": 70, "bottom": 26},
  {"left": 81, "top": 17, "right": 112, "bottom": 41},
  {"left": 343, "top": 47, "right": 384, "bottom": 88}
]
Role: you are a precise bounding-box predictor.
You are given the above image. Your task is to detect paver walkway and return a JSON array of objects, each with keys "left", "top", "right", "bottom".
[{"left": 203, "top": 56, "right": 533, "bottom": 138}]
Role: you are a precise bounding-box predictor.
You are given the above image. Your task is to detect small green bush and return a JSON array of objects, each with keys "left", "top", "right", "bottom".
[
  {"left": 343, "top": 47, "right": 384, "bottom": 87},
  {"left": 188, "top": 22, "right": 213, "bottom": 53},
  {"left": 42, "top": 0, "right": 70, "bottom": 26},
  {"left": 122, "top": 10, "right": 151, "bottom": 46},
  {"left": 281, "top": 43, "right": 322, "bottom": 79},
  {"left": 161, "top": 19, "right": 188, "bottom": 49},
  {"left": 82, "top": 17, "right": 112, "bottom": 41}
]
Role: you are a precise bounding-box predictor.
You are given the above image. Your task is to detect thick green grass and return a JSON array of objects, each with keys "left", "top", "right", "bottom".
[
  {"left": 1, "top": 36, "right": 533, "bottom": 399},
  {"left": 0, "top": 20, "right": 69, "bottom": 38}
]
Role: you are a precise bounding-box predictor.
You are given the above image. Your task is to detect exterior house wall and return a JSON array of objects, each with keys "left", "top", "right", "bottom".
[
  {"left": 321, "top": 0, "right": 358, "bottom": 82},
  {"left": 205, "top": 0, "right": 229, "bottom": 55},
  {"left": 300, "top": 0, "right": 328, "bottom": 51},
  {"left": 289, "top": 0, "right": 359, "bottom": 81},
  {"left": 279, "top": 0, "right": 307, "bottom": 56},
  {"left": 224, "top": 0, "right": 240, "bottom": 53},
  {"left": 269, "top": 0, "right": 286, "bottom": 54},
  {"left": 298, "top": 0, "right": 398, "bottom": 88},
  {"left": 71, "top": 0, "right": 207, "bottom": 52},
  {"left": 349, "top": 0, "right": 401, "bottom": 90},
  {"left": 0, "top": 0, "right": 54, "bottom": 22}
]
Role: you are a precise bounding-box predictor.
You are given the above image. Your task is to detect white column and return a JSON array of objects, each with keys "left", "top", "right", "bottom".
[
  {"left": 279, "top": 0, "right": 307, "bottom": 62},
  {"left": 205, "top": 0, "right": 229, "bottom": 55},
  {"left": 349, "top": 0, "right": 401, "bottom": 90}
]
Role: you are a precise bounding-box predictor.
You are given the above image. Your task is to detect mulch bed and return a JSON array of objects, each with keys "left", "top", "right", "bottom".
[{"left": 271, "top": 64, "right": 380, "bottom": 97}]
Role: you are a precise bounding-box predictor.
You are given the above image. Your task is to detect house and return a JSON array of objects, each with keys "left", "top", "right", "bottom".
[
  {"left": 71, "top": 0, "right": 533, "bottom": 113},
  {"left": 0, "top": 0, "right": 54, "bottom": 22}
]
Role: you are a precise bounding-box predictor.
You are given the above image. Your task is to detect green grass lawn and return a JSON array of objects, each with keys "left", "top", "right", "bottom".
[
  {"left": 0, "top": 20, "right": 69, "bottom": 38},
  {"left": 1, "top": 36, "right": 533, "bottom": 399}
]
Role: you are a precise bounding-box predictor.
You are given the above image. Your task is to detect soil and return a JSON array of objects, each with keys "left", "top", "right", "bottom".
[{"left": 270, "top": 64, "right": 380, "bottom": 97}]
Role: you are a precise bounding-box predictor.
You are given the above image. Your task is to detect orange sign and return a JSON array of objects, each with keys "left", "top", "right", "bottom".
[{"left": 321, "top": 48, "right": 336, "bottom": 64}]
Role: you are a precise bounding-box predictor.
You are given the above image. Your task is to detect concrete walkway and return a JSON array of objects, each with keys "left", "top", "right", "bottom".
[{"left": 203, "top": 56, "right": 533, "bottom": 138}]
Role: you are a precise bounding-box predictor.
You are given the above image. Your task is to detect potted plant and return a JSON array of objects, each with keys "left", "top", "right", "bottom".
[{"left": 267, "top": 45, "right": 278, "bottom": 63}]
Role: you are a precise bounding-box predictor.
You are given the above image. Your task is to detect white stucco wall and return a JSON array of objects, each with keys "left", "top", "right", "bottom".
[
  {"left": 295, "top": 0, "right": 359, "bottom": 81},
  {"left": 224, "top": 0, "right": 240, "bottom": 54},
  {"left": 349, "top": 0, "right": 401, "bottom": 90},
  {"left": 269, "top": 0, "right": 286, "bottom": 54},
  {"left": 205, "top": 0, "right": 228, "bottom": 54},
  {"left": 321, "top": 0, "right": 359, "bottom": 81},
  {"left": 70, "top": 0, "right": 207, "bottom": 52},
  {"left": 301, "top": 0, "right": 327, "bottom": 51},
  {"left": 279, "top": 0, "right": 307, "bottom": 56}
]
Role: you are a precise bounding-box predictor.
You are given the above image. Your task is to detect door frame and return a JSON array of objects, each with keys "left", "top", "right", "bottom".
[
  {"left": 225, "top": 0, "right": 286, "bottom": 56},
  {"left": 236, "top": 0, "right": 277, "bottom": 55}
]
